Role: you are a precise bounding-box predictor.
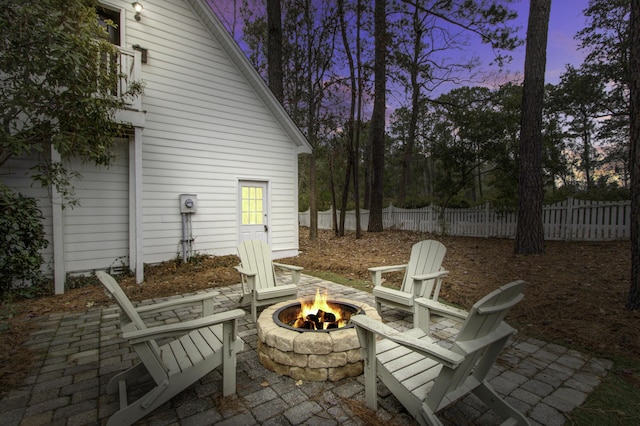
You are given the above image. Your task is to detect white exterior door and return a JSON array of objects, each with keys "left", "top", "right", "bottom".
[{"left": 239, "top": 181, "right": 269, "bottom": 243}]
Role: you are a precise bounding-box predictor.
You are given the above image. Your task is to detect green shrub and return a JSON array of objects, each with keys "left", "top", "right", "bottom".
[{"left": 0, "top": 186, "right": 49, "bottom": 294}]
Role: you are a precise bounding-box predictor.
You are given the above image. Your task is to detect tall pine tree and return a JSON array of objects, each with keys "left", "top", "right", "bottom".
[
  {"left": 368, "top": 0, "right": 386, "bottom": 232},
  {"left": 514, "top": 0, "right": 551, "bottom": 254},
  {"left": 628, "top": 0, "right": 640, "bottom": 310}
]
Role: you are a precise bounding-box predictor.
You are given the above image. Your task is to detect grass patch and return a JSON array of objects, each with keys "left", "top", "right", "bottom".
[
  {"left": 510, "top": 321, "right": 640, "bottom": 425},
  {"left": 303, "top": 270, "right": 373, "bottom": 294},
  {"left": 566, "top": 358, "right": 640, "bottom": 425}
]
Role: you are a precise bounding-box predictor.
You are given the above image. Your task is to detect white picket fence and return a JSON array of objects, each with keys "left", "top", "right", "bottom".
[{"left": 298, "top": 198, "right": 631, "bottom": 241}]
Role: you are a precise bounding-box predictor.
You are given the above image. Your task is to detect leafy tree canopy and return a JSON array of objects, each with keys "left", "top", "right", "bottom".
[
  {"left": 1, "top": 0, "right": 142, "bottom": 287},
  {"left": 0, "top": 0, "right": 142, "bottom": 202}
]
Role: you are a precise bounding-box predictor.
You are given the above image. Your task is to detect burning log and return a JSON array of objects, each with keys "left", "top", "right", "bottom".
[
  {"left": 288, "top": 308, "right": 343, "bottom": 330},
  {"left": 279, "top": 289, "right": 359, "bottom": 331}
]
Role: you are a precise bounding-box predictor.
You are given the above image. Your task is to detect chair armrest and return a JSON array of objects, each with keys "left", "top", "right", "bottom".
[
  {"left": 273, "top": 262, "right": 303, "bottom": 272},
  {"left": 477, "top": 293, "right": 524, "bottom": 314},
  {"left": 351, "top": 314, "right": 463, "bottom": 368},
  {"left": 273, "top": 262, "right": 303, "bottom": 284},
  {"left": 415, "top": 297, "right": 468, "bottom": 320},
  {"left": 368, "top": 264, "right": 407, "bottom": 287},
  {"left": 414, "top": 297, "right": 468, "bottom": 333},
  {"left": 411, "top": 269, "right": 449, "bottom": 282},
  {"left": 234, "top": 265, "right": 256, "bottom": 277},
  {"left": 234, "top": 265, "right": 257, "bottom": 294},
  {"left": 123, "top": 309, "right": 246, "bottom": 344},
  {"left": 135, "top": 292, "right": 217, "bottom": 316},
  {"left": 410, "top": 269, "right": 449, "bottom": 300},
  {"left": 455, "top": 322, "right": 515, "bottom": 355}
]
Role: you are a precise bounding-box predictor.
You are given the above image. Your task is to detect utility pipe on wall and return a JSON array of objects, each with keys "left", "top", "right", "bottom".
[{"left": 179, "top": 194, "right": 197, "bottom": 262}]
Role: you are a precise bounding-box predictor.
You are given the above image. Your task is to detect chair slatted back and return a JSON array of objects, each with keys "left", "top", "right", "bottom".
[
  {"left": 237, "top": 240, "right": 276, "bottom": 290},
  {"left": 400, "top": 240, "right": 447, "bottom": 297},
  {"left": 427, "top": 280, "right": 525, "bottom": 410},
  {"left": 97, "top": 271, "right": 168, "bottom": 383}
]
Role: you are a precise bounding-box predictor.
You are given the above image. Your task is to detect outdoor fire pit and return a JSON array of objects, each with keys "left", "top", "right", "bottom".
[{"left": 256, "top": 289, "right": 381, "bottom": 381}]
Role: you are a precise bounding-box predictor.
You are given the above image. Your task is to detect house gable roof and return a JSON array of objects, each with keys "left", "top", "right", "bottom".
[{"left": 187, "top": 0, "right": 312, "bottom": 154}]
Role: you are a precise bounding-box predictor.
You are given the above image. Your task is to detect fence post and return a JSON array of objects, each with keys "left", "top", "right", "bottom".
[
  {"left": 564, "top": 197, "right": 573, "bottom": 241},
  {"left": 384, "top": 203, "right": 392, "bottom": 229},
  {"left": 484, "top": 201, "right": 490, "bottom": 238}
]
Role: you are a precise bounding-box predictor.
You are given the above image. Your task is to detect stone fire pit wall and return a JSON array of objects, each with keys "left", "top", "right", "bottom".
[{"left": 256, "top": 299, "right": 381, "bottom": 382}]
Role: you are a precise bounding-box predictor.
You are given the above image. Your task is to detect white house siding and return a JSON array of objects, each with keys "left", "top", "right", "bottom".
[
  {"left": 2, "top": 1, "right": 306, "bottom": 284},
  {"left": 0, "top": 151, "right": 54, "bottom": 274},
  {"left": 122, "top": 0, "right": 302, "bottom": 263},
  {"left": 0, "top": 140, "right": 130, "bottom": 276},
  {"left": 62, "top": 140, "right": 129, "bottom": 273}
]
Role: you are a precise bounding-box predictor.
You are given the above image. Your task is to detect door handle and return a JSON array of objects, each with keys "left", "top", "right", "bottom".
[{"left": 264, "top": 225, "right": 268, "bottom": 232}]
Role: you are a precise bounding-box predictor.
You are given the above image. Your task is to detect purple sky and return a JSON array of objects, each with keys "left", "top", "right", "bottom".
[
  {"left": 507, "top": 0, "right": 590, "bottom": 84},
  {"left": 209, "top": 0, "right": 591, "bottom": 98}
]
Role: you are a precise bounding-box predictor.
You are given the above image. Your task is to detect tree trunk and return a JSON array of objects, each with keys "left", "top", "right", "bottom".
[
  {"left": 363, "top": 134, "right": 372, "bottom": 209},
  {"left": 305, "top": 1, "right": 318, "bottom": 241},
  {"left": 337, "top": 0, "right": 355, "bottom": 237},
  {"left": 266, "top": 0, "right": 284, "bottom": 103},
  {"left": 328, "top": 151, "right": 339, "bottom": 236},
  {"left": 582, "top": 122, "right": 592, "bottom": 191},
  {"left": 398, "top": 4, "right": 421, "bottom": 208},
  {"left": 308, "top": 150, "right": 318, "bottom": 240},
  {"left": 514, "top": 0, "right": 551, "bottom": 254},
  {"left": 339, "top": 156, "right": 353, "bottom": 236},
  {"left": 628, "top": 0, "right": 640, "bottom": 310},
  {"left": 354, "top": 0, "right": 363, "bottom": 239},
  {"left": 368, "top": 0, "right": 386, "bottom": 232}
]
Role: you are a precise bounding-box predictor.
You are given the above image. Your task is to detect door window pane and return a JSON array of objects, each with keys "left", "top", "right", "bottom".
[{"left": 241, "top": 185, "right": 263, "bottom": 225}]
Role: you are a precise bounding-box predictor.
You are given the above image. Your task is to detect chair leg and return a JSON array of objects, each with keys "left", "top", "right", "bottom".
[
  {"left": 107, "top": 380, "right": 171, "bottom": 426},
  {"left": 359, "top": 329, "right": 378, "bottom": 411},
  {"left": 106, "top": 362, "right": 148, "bottom": 394},
  {"left": 418, "top": 402, "right": 444, "bottom": 426},
  {"left": 222, "top": 322, "right": 238, "bottom": 397},
  {"left": 473, "top": 381, "right": 530, "bottom": 425},
  {"left": 412, "top": 311, "right": 419, "bottom": 329},
  {"left": 376, "top": 300, "right": 382, "bottom": 316}
]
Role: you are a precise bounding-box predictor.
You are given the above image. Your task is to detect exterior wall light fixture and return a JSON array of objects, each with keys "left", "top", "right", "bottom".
[{"left": 132, "top": 2, "right": 143, "bottom": 21}]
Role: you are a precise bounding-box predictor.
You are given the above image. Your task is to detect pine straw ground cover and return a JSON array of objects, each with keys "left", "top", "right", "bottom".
[{"left": 2, "top": 227, "right": 639, "bottom": 402}]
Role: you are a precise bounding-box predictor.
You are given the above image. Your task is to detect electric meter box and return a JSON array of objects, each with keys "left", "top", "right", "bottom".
[{"left": 179, "top": 194, "right": 198, "bottom": 213}]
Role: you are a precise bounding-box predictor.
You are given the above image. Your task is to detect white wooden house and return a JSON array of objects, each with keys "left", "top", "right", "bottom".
[{"left": 0, "top": 0, "right": 312, "bottom": 294}]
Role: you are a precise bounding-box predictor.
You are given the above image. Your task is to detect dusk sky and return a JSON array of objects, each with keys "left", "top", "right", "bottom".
[
  {"left": 509, "top": 0, "right": 590, "bottom": 84},
  {"left": 209, "top": 0, "right": 593, "bottom": 99}
]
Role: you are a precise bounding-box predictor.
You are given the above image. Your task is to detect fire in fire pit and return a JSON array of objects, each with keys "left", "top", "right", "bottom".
[
  {"left": 274, "top": 288, "right": 360, "bottom": 332},
  {"left": 257, "top": 290, "right": 381, "bottom": 381}
]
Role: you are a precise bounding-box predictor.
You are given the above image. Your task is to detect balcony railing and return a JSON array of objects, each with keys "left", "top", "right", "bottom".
[
  {"left": 117, "top": 47, "right": 142, "bottom": 111},
  {"left": 101, "top": 47, "right": 142, "bottom": 111}
]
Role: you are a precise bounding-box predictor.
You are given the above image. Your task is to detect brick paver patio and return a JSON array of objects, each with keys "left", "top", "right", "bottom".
[{"left": 0, "top": 275, "right": 612, "bottom": 425}]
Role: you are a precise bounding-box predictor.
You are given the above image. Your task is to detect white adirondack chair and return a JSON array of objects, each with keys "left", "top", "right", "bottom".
[
  {"left": 235, "top": 240, "right": 303, "bottom": 322},
  {"left": 370, "top": 240, "right": 449, "bottom": 325},
  {"left": 96, "top": 271, "right": 245, "bottom": 426},
  {"left": 351, "top": 280, "right": 530, "bottom": 426}
]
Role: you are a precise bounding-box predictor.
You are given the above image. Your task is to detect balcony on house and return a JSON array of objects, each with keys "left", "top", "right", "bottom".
[
  {"left": 109, "top": 47, "right": 144, "bottom": 127},
  {"left": 116, "top": 47, "right": 142, "bottom": 112}
]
